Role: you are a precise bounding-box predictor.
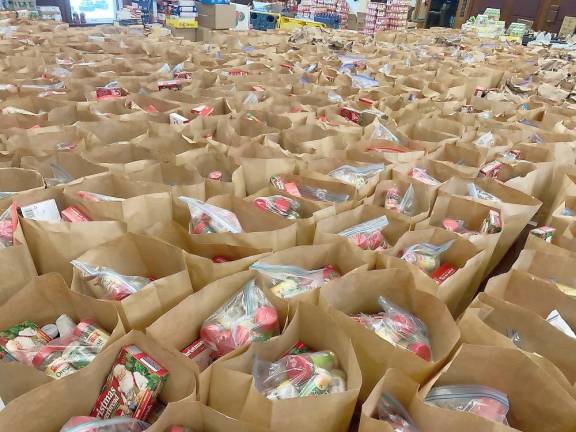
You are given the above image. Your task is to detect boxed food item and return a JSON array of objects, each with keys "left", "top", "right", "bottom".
[{"left": 91, "top": 345, "right": 168, "bottom": 420}]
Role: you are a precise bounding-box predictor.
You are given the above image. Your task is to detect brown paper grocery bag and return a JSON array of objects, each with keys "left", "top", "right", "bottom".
[
  {"left": 176, "top": 150, "right": 246, "bottom": 198},
  {"left": 461, "top": 292, "right": 576, "bottom": 388},
  {"left": 0, "top": 200, "right": 37, "bottom": 305},
  {"left": 359, "top": 368, "right": 422, "bottom": 432},
  {"left": 251, "top": 242, "right": 371, "bottom": 319},
  {"left": 389, "top": 228, "right": 487, "bottom": 316},
  {"left": 267, "top": 173, "right": 359, "bottom": 209},
  {"left": 548, "top": 196, "right": 576, "bottom": 234},
  {"left": 175, "top": 194, "right": 298, "bottom": 251},
  {"left": 83, "top": 142, "right": 156, "bottom": 172},
  {"left": 319, "top": 268, "right": 459, "bottom": 400},
  {"left": 145, "top": 220, "right": 270, "bottom": 289},
  {"left": 0, "top": 273, "right": 125, "bottom": 403},
  {"left": 122, "top": 160, "right": 207, "bottom": 202},
  {"left": 203, "top": 302, "right": 362, "bottom": 432},
  {"left": 438, "top": 176, "right": 541, "bottom": 274},
  {"left": 20, "top": 152, "right": 108, "bottom": 186},
  {"left": 228, "top": 141, "right": 297, "bottom": 195},
  {"left": 313, "top": 204, "right": 410, "bottom": 253},
  {"left": 300, "top": 157, "right": 389, "bottom": 199},
  {"left": 412, "top": 344, "right": 576, "bottom": 432},
  {"left": 523, "top": 229, "right": 576, "bottom": 258},
  {"left": 0, "top": 330, "right": 198, "bottom": 432},
  {"left": 419, "top": 194, "right": 501, "bottom": 275},
  {"left": 63, "top": 172, "right": 173, "bottom": 231},
  {"left": 71, "top": 233, "right": 193, "bottom": 330},
  {"left": 429, "top": 143, "right": 485, "bottom": 178},
  {"left": 366, "top": 178, "right": 434, "bottom": 226},
  {"left": 12, "top": 187, "right": 127, "bottom": 283},
  {"left": 146, "top": 397, "right": 271, "bottom": 432},
  {"left": 512, "top": 249, "right": 576, "bottom": 293},
  {"left": 147, "top": 270, "right": 276, "bottom": 365},
  {"left": 0, "top": 167, "right": 44, "bottom": 196}
]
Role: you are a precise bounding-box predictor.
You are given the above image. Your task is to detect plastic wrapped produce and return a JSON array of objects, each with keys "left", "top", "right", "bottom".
[
  {"left": 377, "top": 393, "right": 419, "bottom": 432},
  {"left": 254, "top": 195, "right": 301, "bottom": 219},
  {"left": 328, "top": 164, "right": 385, "bottom": 189},
  {"left": 179, "top": 197, "right": 242, "bottom": 234},
  {"left": 60, "top": 417, "right": 149, "bottom": 432},
  {"left": 251, "top": 263, "right": 341, "bottom": 298},
  {"left": 200, "top": 279, "right": 278, "bottom": 358},
  {"left": 425, "top": 385, "right": 510, "bottom": 424},
  {"left": 252, "top": 348, "right": 347, "bottom": 400},
  {"left": 351, "top": 297, "right": 432, "bottom": 361},
  {"left": 337, "top": 216, "right": 390, "bottom": 250},
  {"left": 71, "top": 261, "right": 152, "bottom": 301}
]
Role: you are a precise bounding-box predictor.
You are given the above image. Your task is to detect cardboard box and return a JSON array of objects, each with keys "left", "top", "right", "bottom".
[
  {"left": 357, "top": 12, "right": 366, "bottom": 30},
  {"left": 560, "top": 16, "right": 576, "bottom": 38},
  {"left": 347, "top": 13, "right": 357, "bottom": 30},
  {"left": 196, "top": 3, "right": 235, "bottom": 29},
  {"left": 197, "top": 25, "right": 217, "bottom": 41},
  {"left": 171, "top": 27, "right": 197, "bottom": 40}
]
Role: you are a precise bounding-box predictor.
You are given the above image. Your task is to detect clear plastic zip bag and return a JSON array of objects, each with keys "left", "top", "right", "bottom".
[
  {"left": 328, "top": 164, "right": 386, "bottom": 189},
  {"left": 351, "top": 296, "right": 432, "bottom": 361},
  {"left": 60, "top": 417, "right": 149, "bottom": 432},
  {"left": 252, "top": 349, "right": 346, "bottom": 400},
  {"left": 408, "top": 168, "right": 441, "bottom": 186},
  {"left": 71, "top": 260, "right": 152, "bottom": 301},
  {"left": 200, "top": 279, "right": 278, "bottom": 358},
  {"left": 179, "top": 196, "right": 242, "bottom": 234},
  {"left": 0, "top": 319, "right": 109, "bottom": 376},
  {"left": 77, "top": 191, "right": 125, "bottom": 202},
  {"left": 337, "top": 216, "right": 390, "bottom": 251},
  {"left": 45, "top": 163, "right": 75, "bottom": 187},
  {"left": 0, "top": 203, "right": 17, "bottom": 248},
  {"left": 270, "top": 176, "right": 350, "bottom": 203},
  {"left": 385, "top": 184, "right": 416, "bottom": 216},
  {"left": 377, "top": 393, "right": 420, "bottom": 432},
  {"left": 250, "top": 263, "right": 341, "bottom": 299},
  {"left": 467, "top": 183, "right": 502, "bottom": 202},
  {"left": 425, "top": 385, "right": 510, "bottom": 424},
  {"left": 399, "top": 241, "right": 454, "bottom": 274},
  {"left": 254, "top": 195, "right": 301, "bottom": 219}
]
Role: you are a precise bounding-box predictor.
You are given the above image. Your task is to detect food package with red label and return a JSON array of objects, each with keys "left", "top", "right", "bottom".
[
  {"left": 408, "top": 168, "right": 441, "bottom": 186},
  {"left": 60, "top": 416, "right": 149, "bottom": 432},
  {"left": 425, "top": 385, "right": 510, "bottom": 424},
  {"left": 254, "top": 195, "right": 301, "bottom": 219},
  {"left": 179, "top": 196, "right": 242, "bottom": 235},
  {"left": 180, "top": 338, "right": 214, "bottom": 371},
  {"left": 91, "top": 345, "right": 168, "bottom": 421},
  {"left": 199, "top": 279, "right": 278, "bottom": 358},
  {"left": 0, "top": 321, "right": 52, "bottom": 365},
  {"left": 252, "top": 347, "right": 346, "bottom": 400},
  {"left": 251, "top": 262, "right": 341, "bottom": 299},
  {"left": 351, "top": 296, "right": 432, "bottom": 361}
]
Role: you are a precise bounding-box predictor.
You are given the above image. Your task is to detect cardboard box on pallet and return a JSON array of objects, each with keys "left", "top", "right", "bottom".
[
  {"left": 196, "top": 3, "right": 235, "bottom": 29},
  {"left": 171, "top": 28, "right": 197, "bottom": 41}
]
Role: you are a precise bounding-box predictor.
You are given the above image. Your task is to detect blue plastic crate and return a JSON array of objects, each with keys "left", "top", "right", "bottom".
[
  {"left": 313, "top": 13, "right": 340, "bottom": 29},
  {"left": 250, "top": 11, "right": 278, "bottom": 31},
  {"left": 199, "top": 0, "right": 229, "bottom": 4}
]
